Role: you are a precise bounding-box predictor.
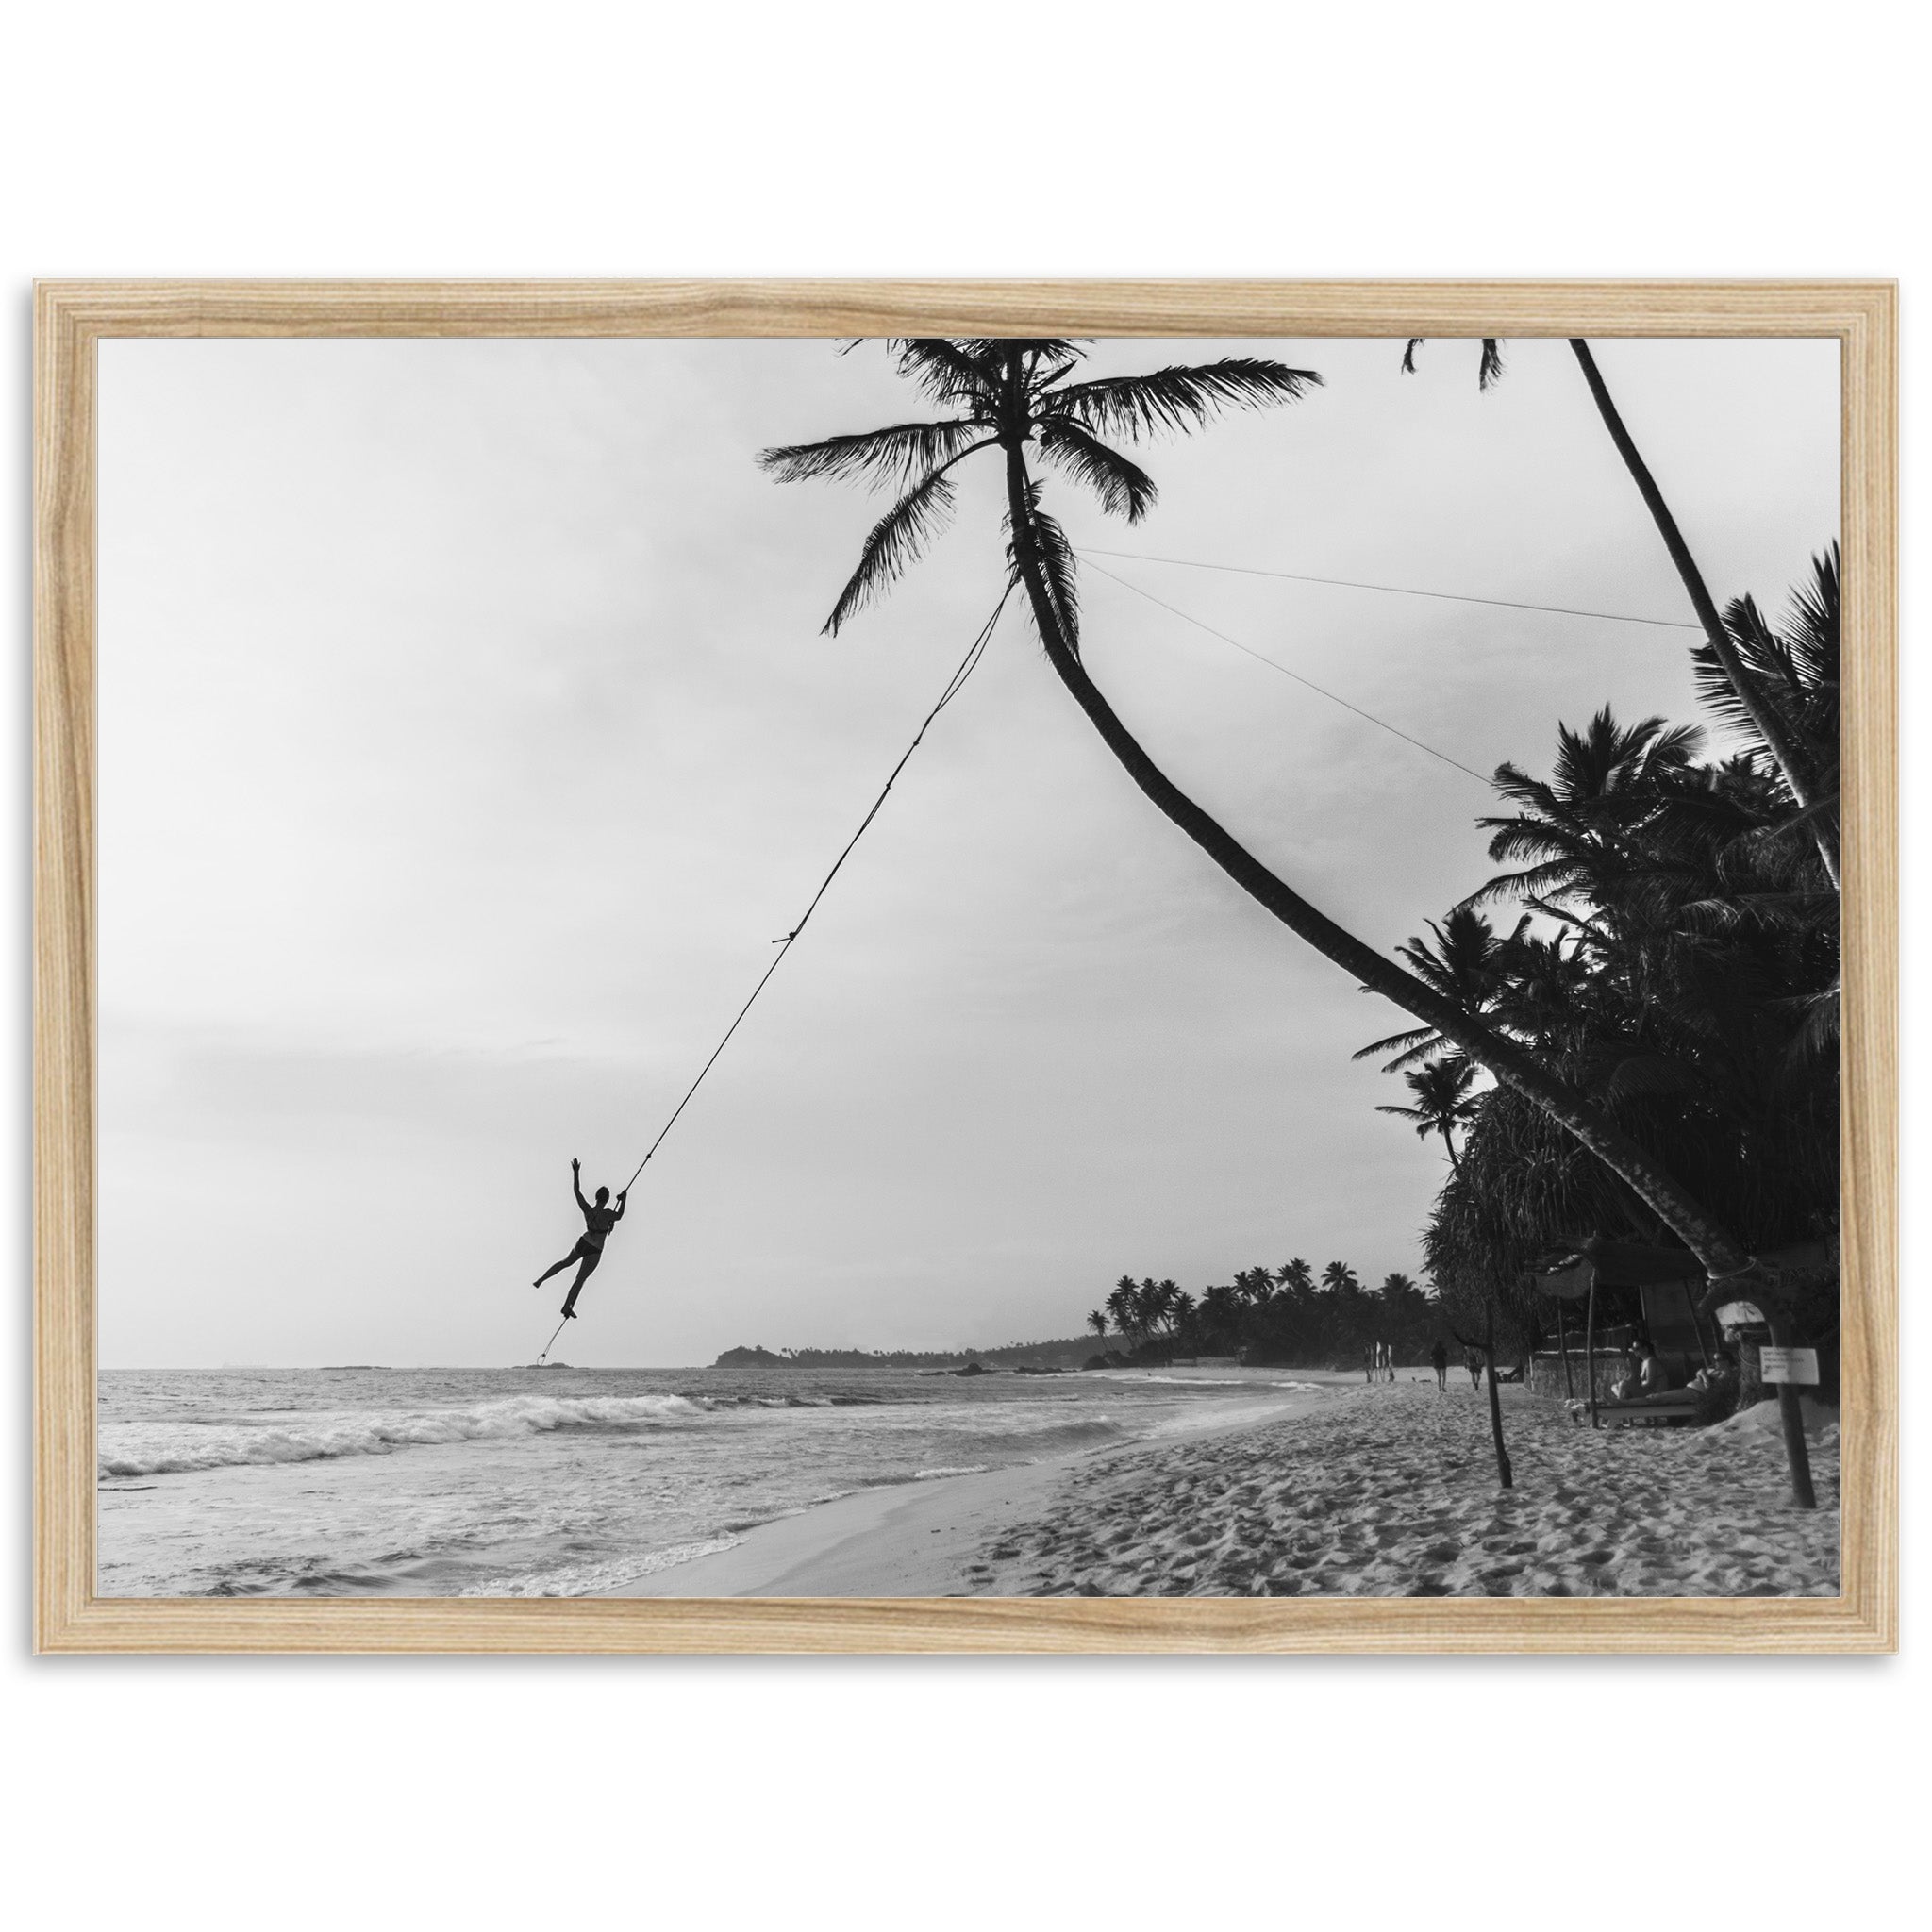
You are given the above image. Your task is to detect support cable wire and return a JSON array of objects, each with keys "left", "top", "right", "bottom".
[
  {"left": 1080, "top": 546, "right": 1702, "bottom": 631},
  {"left": 1080, "top": 555, "right": 1493, "bottom": 787},
  {"left": 534, "top": 588, "right": 1011, "bottom": 1361}
]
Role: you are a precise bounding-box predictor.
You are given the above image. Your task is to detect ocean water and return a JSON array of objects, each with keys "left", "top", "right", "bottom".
[{"left": 97, "top": 1364, "right": 1324, "bottom": 1596}]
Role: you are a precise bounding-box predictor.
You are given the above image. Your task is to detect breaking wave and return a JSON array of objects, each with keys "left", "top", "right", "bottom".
[{"left": 98, "top": 1393, "right": 702, "bottom": 1478}]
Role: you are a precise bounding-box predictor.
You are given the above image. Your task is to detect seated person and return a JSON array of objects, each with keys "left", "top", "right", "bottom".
[
  {"left": 1610, "top": 1339, "right": 1673, "bottom": 1401},
  {"left": 1689, "top": 1344, "right": 1740, "bottom": 1396}
]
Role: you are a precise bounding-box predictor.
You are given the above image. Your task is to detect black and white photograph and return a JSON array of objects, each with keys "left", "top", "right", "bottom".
[{"left": 94, "top": 327, "right": 1844, "bottom": 1603}]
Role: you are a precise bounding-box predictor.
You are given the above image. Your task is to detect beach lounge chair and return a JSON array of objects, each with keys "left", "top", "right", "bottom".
[{"left": 1592, "top": 1389, "right": 1707, "bottom": 1428}]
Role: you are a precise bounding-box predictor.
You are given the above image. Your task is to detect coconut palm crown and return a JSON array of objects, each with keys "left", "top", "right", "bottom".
[
  {"left": 1376, "top": 1056, "right": 1482, "bottom": 1168},
  {"left": 758, "top": 339, "right": 1321, "bottom": 641}
]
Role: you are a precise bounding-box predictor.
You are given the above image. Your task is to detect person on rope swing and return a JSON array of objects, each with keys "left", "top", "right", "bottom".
[{"left": 534, "top": 1158, "right": 626, "bottom": 1319}]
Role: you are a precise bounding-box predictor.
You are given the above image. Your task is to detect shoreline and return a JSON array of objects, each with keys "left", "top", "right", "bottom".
[
  {"left": 607, "top": 1376, "right": 1840, "bottom": 1600},
  {"left": 607, "top": 1371, "right": 1343, "bottom": 1598}
]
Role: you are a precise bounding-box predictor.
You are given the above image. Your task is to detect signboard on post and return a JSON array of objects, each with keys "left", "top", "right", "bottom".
[{"left": 1759, "top": 1346, "right": 1820, "bottom": 1385}]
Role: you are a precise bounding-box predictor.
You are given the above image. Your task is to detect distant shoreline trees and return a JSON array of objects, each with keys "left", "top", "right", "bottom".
[{"left": 1093, "top": 1261, "right": 1438, "bottom": 1369}]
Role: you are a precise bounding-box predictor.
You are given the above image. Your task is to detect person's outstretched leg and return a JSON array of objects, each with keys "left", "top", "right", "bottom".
[
  {"left": 534, "top": 1253, "right": 575, "bottom": 1288},
  {"left": 561, "top": 1247, "right": 602, "bottom": 1318}
]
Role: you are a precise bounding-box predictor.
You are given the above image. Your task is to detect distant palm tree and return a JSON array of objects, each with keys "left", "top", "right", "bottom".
[
  {"left": 762, "top": 339, "right": 1764, "bottom": 1287},
  {"left": 1376, "top": 1056, "right": 1481, "bottom": 1169},
  {"left": 1087, "top": 1308, "right": 1109, "bottom": 1348},
  {"left": 1151, "top": 1278, "right": 1185, "bottom": 1338},
  {"left": 1232, "top": 1264, "right": 1275, "bottom": 1308},
  {"left": 1275, "top": 1257, "right": 1316, "bottom": 1303},
  {"left": 1106, "top": 1276, "right": 1140, "bottom": 1348},
  {"left": 1321, "top": 1260, "right": 1361, "bottom": 1297}
]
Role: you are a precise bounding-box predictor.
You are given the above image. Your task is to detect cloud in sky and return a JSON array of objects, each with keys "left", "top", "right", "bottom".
[{"left": 97, "top": 333, "right": 1838, "bottom": 1366}]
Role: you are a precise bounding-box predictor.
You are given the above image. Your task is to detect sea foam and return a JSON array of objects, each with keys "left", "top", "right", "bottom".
[{"left": 98, "top": 1392, "right": 701, "bottom": 1477}]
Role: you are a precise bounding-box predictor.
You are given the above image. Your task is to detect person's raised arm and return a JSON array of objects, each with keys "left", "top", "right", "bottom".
[
  {"left": 571, "top": 1157, "right": 591, "bottom": 1215},
  {"left": 614, "top": 1190, "right": 628, "bottom": 1223}
]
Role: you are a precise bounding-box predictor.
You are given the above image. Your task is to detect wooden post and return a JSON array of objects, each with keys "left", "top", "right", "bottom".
[
  {"left": 1584, "top": 1270, "right": 1599, "bottom": 1429},
  {"left": 1759, "top": 1300, "right": 1818, "bottom": 1511},
  {"left": 1557, "top": 1298, "right": 1574, "bottom": 1398}
]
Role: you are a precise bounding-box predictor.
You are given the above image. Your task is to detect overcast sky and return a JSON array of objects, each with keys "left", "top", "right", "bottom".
[{"left": 97, "top": 333, "right": 1839, "bottom": 1367}]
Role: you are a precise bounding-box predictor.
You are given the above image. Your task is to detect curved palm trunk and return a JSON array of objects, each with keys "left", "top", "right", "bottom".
[
  {"left": 1568, "top": 339, "right": 1839, "bottom": 889},
  {"left": 1441, "top": 1124, "right": 1460, "bottom": 1172},
  {"left": 1000, "top": 447, "right": 1756, "bottom": 1284}
]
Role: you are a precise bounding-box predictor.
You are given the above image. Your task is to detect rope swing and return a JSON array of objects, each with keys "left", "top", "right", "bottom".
[{"left": 533, "top": 587, "right": 1013, "bottom": 1361}]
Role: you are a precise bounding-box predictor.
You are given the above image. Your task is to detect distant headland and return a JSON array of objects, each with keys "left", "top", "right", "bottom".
[{"left": 713, "top": 1337, "right": 1100, "bottom": 1372}]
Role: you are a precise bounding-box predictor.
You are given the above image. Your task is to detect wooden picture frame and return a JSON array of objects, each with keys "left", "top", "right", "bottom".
[{"left": 34, "top": 280, "right": 1897, "bottom": 1654}]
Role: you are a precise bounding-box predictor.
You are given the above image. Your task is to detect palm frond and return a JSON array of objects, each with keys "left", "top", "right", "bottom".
[
  {"left": 1036, "top": 421, "right": 1158, "bottom": 522},
  {"left": 1008, "top": 482, "right": 1081, "bottom": 653},
  {"left": 1352, "top": 1024, "right": 1437, "bottom": 1065},
  {"left": 889, "top": 340, "right": 998, "bottom": 408},
  {"left": 823, "top": 464, "right": 965, "bottom": 635},
  {"left": 1398, "top": 338, "right": 1507, "bottom": 389},
  {"left": 1780, "top": 982, "right": 1840, "bottom": 1072},
  {"left": 1046, "top": 359, "right": 1321, "bottom": 441},
  {"left": 758, "top": 418, "right": 986, "bottom": 491}
]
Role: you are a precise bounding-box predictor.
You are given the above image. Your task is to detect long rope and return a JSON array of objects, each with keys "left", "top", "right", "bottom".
[
  {"left": 1080, "top": 555, "right": 1493, "bottom": 786},
  {"left": 617, "top": 585, "right": 1010, "bottom": 1197},
  {"left": 1080, "top": 545, "right": 1702, "bottom": 631},
  {"left": 534, "top": 588, "right": 1010, "bottom": 1361}
]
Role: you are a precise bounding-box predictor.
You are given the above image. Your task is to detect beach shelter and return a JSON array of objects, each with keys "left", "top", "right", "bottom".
[{"left": 1533, "top": 1241, "right": 1710, "bottom": 1427}]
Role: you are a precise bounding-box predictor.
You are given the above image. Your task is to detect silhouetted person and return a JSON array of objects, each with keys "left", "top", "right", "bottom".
[
  {"left": 534, "top": 1158, "right": 626, "bottom": 1319},
  {"left": 1430, "top": 1340, "right": 1448, "bottom": 1391},
  {"left": 1464, "top": 1347, "right": 1483, "bottom": 1391}
]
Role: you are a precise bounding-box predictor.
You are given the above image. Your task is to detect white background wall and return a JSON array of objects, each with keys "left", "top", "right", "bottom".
[{"left": 4, "top": 6, "right": 1921, "bottom": 1927}]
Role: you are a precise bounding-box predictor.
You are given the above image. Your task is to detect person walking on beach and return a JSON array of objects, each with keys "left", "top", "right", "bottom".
[
  {"left": 1430, "top": 1339, "right": 1449, "bottom": 1391},
  {"left": 533, "top": 1158, "right": 626, "bottom": 1320}
]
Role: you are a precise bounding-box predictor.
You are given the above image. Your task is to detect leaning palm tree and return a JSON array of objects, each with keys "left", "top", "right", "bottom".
[
  {"left": 759, "top": 339, "right": 1767, "bottom": 1291},
  {"left": 1376, "top": 1056, "right": 1481, "bottom": 1169},
  {"left": 1086, "top": 1308, "right": 1109, "bottom": 1349},
  {"left": 1401, "top": 335, "right": 1838, "bottom": 885}
]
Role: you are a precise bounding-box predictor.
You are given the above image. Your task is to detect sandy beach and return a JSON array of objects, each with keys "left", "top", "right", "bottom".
[{"left": 617, "top": 1377, "right": 1840, "bottom": 1599}]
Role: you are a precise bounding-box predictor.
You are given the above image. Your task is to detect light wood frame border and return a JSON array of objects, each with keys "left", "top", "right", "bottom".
[{"left": 34, "top": 281, "right": 1897, "bottom": 1654}]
